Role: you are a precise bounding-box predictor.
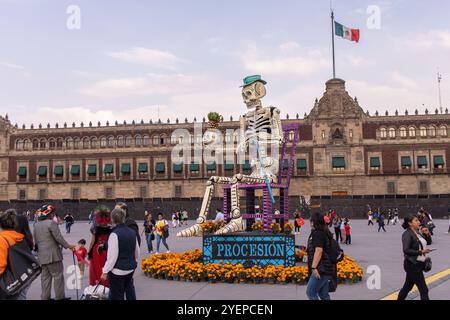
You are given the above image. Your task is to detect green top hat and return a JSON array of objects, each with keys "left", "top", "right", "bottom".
[{"left": 240, "top": 75, "right": 267, "bottom": 87}]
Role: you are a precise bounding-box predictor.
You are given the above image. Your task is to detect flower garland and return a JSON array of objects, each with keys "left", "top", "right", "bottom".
[{"left": 141, "top": 249, "right": 363, "bottom": 285}]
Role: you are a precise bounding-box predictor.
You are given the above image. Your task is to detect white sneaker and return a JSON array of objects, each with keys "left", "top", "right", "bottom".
[
  {"left": 155, "top": 252, "right": 160, "bottom": 255},
  {"left": 166, "top": 250, "right": 171, "bottom": 253}
]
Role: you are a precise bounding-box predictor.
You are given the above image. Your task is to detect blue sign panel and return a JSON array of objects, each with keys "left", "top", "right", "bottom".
[{"left": 203, "top": 234, "right": 295, "bottom": 267}]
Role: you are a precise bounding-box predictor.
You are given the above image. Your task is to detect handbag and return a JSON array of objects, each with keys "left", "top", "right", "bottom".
[
  {"left": 0, "top": 235, "right": 42, "bottom": 297},
  {"left": 416, "top": 234, "right": 432, "bottom": 273},
  {"left": 81, "top": 282, "right": 109, "bottom": 300}
]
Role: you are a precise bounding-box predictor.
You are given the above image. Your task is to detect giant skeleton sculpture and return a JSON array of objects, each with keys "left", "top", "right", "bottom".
[{"left": 177, "top": 75, "right": 283, "bottom": 237}]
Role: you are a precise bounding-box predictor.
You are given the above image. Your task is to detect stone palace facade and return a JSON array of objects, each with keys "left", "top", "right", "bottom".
[{"left": 1, "top": 79, "right": 450, "bottom": 217}]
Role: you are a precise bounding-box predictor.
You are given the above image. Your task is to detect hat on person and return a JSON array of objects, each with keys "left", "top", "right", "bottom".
[
  {"left": 240, "top": 75, "right": 267, "bottom": 87},
  {"left": 36, "top": 204, "right": 55, "bottom": 218}
]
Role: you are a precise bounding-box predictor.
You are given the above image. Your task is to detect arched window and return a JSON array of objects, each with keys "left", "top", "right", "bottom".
[
  {"left": 90, "top": 137, "right": 97, "bottom": 148},
  {"left": 107, "top": 136, "right": 115, "bottom": 148},
  {"left": 39, "top": 139, "right": 47, "bottom": 149},
  {"left": 288, "top": 130, "right": 295, "bottom": 141},
  {"left": 73, "top": 138, "right": 80, "bottom": 149},
  {"left": 420, "top": 126, "right": 427, "bottom": 137},
  {"left": 135, "top": 135, "right": 142, "bottom": 147},
  {"left": 56, "top": 138, "right": 63, "bottom": 149},
  {"left": 82, "top": 137, "right": 90, "bottom": 149},
  {"left": 400, "top": 127, "right": 407, "bottom": 138},
  {"left": 440, "top": 125, "right": 448, "bottom": 137},
  {"left": 15, "top": 139, "right": 23, "bottom": 150},
  {"left": 142, "top": 135, "right": 150, "bottom": 147},
  {"left": 428, "top": 126, "right": 436, "bottom": 137},
  {"left": 388, "top": 128, "right": 396, "bottom": 138},
  {"left": 49, "top": 139, "right": 56, "bottom": 149},
  {"left": 408, "top": 127, "right": 416, "bottom": 137},
  {"left": 153, "top": 135, "right": 160, "bottom": 145},
  {"left": 125, "top": 135, "right": 132, "bottom": 147},
  {"left": 23, "top": 139, "right": 31, "bottom": 150},
  {"left": 32, "top": 139, "right": 39, "bottom": 149},
  {"left": 380, "top": 128, "right": 387, "bottom": 138},
  {"left": 66, "top": 138, "right": 73, "bottom": 149},
  {"left": 117, "top": 136, "right": 124, "bottom": 147},
  {"left": 170, "top": 134, "right": 178, "bottom": 145},
  {"left": 160, "top": 135, "right": 166, "bottom": 145},
  {"left": 100, "top": 137, "right": 107, "bottom": 148}
]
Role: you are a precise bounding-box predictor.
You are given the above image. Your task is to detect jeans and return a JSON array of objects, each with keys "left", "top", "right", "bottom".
[
  {"left": 65, "top": 223, "right": 72, "bottom": 234},
  {"left": 145, "top": 233, "right": 154, "bottom": 253},
  {"left": 368, "top": 220, "right": 374, "bottom": 226},
  {"left": 306, "top": 274, "right": 332, "bottom": 300},
  {"left": 345, "top": 234, "right": 351, "bottom": 245},
  {"left": 334, "top": 227, "right": 341, "bottom": 242},
  {"left": 156, "top": 233, "right": 170, "bottom": 252},
  {"left": 398, "top": 261, "right": 429, "bottom": 300},
  {"left": 378, "top": 224, "right": 386, "bottom": 232},
  {"left": 108, "top": 271, "right": 136, "bottom": 300}
]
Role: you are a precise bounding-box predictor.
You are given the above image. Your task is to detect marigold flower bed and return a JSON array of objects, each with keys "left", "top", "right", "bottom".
[{"left": 141, "top": 249, "right": 363, "bottom": 285}]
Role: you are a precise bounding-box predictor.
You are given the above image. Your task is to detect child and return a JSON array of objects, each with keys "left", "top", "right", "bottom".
[
  {"left": 74, "top": 239, "right": 88, "bottom": 277},
  {"left": 344, "top": 222, "right": 352, "bottom": 245}
]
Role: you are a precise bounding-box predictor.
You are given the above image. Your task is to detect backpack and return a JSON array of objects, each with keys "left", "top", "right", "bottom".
[{"left": 0, "top": 236, "right": 41, "bottom": 297}]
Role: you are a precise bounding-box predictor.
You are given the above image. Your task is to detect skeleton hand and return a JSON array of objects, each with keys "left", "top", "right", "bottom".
[{"left": 236, "top": 140, "right": 248, "bottom": 153}]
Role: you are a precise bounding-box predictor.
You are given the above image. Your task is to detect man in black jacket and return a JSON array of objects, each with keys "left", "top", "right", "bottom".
[{"left": 115, "top": 202, "right": 141, "bottom": 246}]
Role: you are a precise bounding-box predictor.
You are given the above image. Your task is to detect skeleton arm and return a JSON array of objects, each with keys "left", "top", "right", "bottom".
[
  {"left": 236, "top": 114, "right": 248, "bottom": 153},
  {"left": 271, "top": 107, "right": 283, "bottom": 145}
]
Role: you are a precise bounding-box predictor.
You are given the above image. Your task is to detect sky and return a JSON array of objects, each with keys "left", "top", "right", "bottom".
[{"left": 0, "top": 0, "right": 449, "bottom": 126}]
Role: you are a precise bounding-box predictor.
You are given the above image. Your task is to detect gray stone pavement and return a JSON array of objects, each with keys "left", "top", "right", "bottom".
[{"left": 26, "top": 220, "right": 450, "bottom": 300}]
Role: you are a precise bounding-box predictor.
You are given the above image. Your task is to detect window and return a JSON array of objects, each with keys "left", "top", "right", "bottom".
[
  {"left": 160, "top": 136, "right": 165, "bottom": 145},
  {"left": 380, "top": 128, "right": 387, "bottom": 138},
  {"left": 387, "top": 182, "right": 396, "bottom": 195},
  {"left": 66, "top": 138, "right": 73, "bottom": 149},
  {"left": 142, "top": 135, "right": 150, "bottom": 147},
  {"left": 173, "top": 163, "right": 183, "bottom": 173},
  {"left": 388, "top": 128, "right": 396, "bottom": 138},
  {"left": 409, "top": 127, "right": 416, "bottom": 137},
  {"left": 107, "top": 136, "right": 115, "bottom": 147},
  {"left": 105, "top": 187, "right": 114, "bottom": 199},
  {"left": 104, "top": 164, "right": 114, "bottom": 175},
  {"left": 417, "top": 156, "right": 428, "bottom": 169},
  {"left": 370, "top": 157, "right": 381, "bottom": 170},
  {"left": 71, "top": 188, "right": 80, "bottom": 200},
  {"left": 321, "top": 130, "right": 326, "bottom": 140},
  {"left": 139, "top": 186, "right": 148, "bottom": 198},
  {"left": 155, "top": 162, "right": 166, "bottom": 173},
  {"left": 175, "top": 185, "right": 182, "bottom": 198},
  {"left": 190, "top": 162, "right": 200, "bottom": 173},
  {"left": 56, "top": 138, "right": 63, "bottom": 149},
  {"left": 32, "top": 140, "right": 39, "bottom": 149},
  {"left": 121, "top": 163, "right": 131, "bottom": 175},
  {"left": 428, "top": 126, "right": 436, "bottom": 137},
  {"left": 297, "top": 159, "right": 307, "bottom": 171},
  {"left": 400, "top": 127, "right": 407, "bottom": 138},
  {"left": 153, "top": 135, "right": 160, "bottom": 145},
  {"left": 332, "top": 157, "right": 346, "bottom": 172},
  {"left": 349, "top": 130, "right": 353, "bottom": 139},
  {"left": 206, "top": 162, "right": 216, "bottom": 173},
  {"left": 419, "top": 181, "right": 429, "bottom": 194},
  {"left": 15, "top": 139, "right": 23, "bottom": 150},
  {"left": 54, "top": 165, "right": 64, "bottom": 177},
  {"left": 18, "top": 189, "right": 26, "bottom": 200},
  {"left": 71, "top": 165, "right": 81, "bottom": 176},
  {"left": 39, "top": 139, "right": 46, "bottom": 149},
  {"left": 38, "top": 188, "right": 47, "bottom": 200},
  {"left": 17, "top": 166, "right": 27, "bottom": 178},
  {"left": 100, "top": 137, "right": 107, "bottom": 148},
  {"left": 82, "top": 138, "right": 90, "bottom": 149},
  {"left": 283, "top": 159, "right": 289, "bottom": 170},
  {"left": 117, "top": 136, "right": 124, "bottom": 147},
  {"left": 73, "top": 138, "right": 80, "bottom": 149},
  {"left": 90, "top": 138, "right": 97, "bottom": 149},
  {"left": 170, "top": 134, "right": 178, "bottom": 145},
  {"left": 135, "top": 135, "right": 142, "bottom": 147},
  {"left": 138, "top": 163, "right": 148, "bottom": 174},
  {"left": 49, "top": 139, "right": 56, "bottom": 149},
  {"left": 401, "top": 156, "right": 412, "bottom": 169},
  {"left": 433, "top": 155, "right": 445, "bottom": 169},
  {"left": 420, "top": 126, "right": 427, "bottom": 137},
  {"left": 243, "top": 160, "right": 252, "bottom": 171},
  {"left": 440, "top": 126, "right": 448, "bottom": 137},
  {"left": 37, "top": 166, "right": 47, "bottom": 177},
  {"left": 224, "top": 162, "right": 234, "bottom": 171},
  {"left": 125, "top": 135, "right": 132, "bottom": 147},
  {"left": 87, "top": 164, "right": 97, "bottom": 176},
  {"left": 288, "top": 131, "right": 295, "bottom": 141}
]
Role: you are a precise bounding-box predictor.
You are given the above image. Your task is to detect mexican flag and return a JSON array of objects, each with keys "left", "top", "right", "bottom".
[{"left": 335, "top": 21, "right": 360, "bottom": 43}]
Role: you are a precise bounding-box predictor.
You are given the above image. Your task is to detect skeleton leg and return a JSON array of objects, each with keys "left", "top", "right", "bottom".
[
  {"left": 176, "top": 176, "right": 232, "bottom": 237},
  {"left": 215, "top": 174, "right": 268, "bottom": 235}
]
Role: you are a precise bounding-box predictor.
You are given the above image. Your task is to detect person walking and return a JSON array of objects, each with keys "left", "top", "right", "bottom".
[
  {"left": 294, "top": 212, "right": 304, "bottom": 234},
  {"left": 142, "top": 213, "right": 155, "bottom": 254},
  {"left": 397, "top": 215, "right": 431, "bottom": 300},
  {"left": 155, "top": 213, "right": 170, "bottom": 254},
  {"left": 63, "top": 212, "right": 75, "bottom": 234},
  {"left": 378, "top": 213, "right": 386, "bottom": 232},
  {"left": 88, "top": 206, "right": 112, "bottom": 287},
  {"left": 344, "top": 221, "right": 352, "bottom": 245},
  {"left": 33, "top": 205, "right": 75, "bottom": 300},
  {"left": 386, "top": 209, "right": 393, "bottom": 225},
  {"left": 100, "top": 208, "right": 139, "bottom": 300},
  {"left": 393, "top": 208, "right": 400, "bottom": 225},
  {"left": 332, "top": 216, "right": 342, "bottom": 243},
  {"left": 0, "top": 210, "right": 28, "bottom": 300},
  {"left": 367, "top": 210, "right": 374, "bottom": 226},
  {"left": 306, "top": 212, "right": 335, "bottom": 300}
]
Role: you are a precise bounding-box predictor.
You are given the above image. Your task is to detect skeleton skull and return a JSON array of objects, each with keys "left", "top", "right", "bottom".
[{"left": 242, "top": 81, "right": 266, "bottom": 110}]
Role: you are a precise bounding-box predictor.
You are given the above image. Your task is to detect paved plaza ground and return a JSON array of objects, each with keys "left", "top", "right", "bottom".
[{"left": 26, "top": 219, "right": 450, "bottom": 300}]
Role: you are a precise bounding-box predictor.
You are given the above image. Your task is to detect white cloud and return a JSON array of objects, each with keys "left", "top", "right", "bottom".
[
  {"left": 79, "top": 73, "right": 200, "bottom": 98},
  {"left": 279, "top": 41, "right": 300, "bottom": 53},
  {"left": 401, "top": 30, "right": 450, "bottom": 50},
  {"left": 390, "top": 71, "right": 418, "bottom": 88},
  {"left": 107, "top": 47, "right": 184, "bottom": 69},
  {"left": 0, "top": 62, "right": 25, "bottom": 70}
]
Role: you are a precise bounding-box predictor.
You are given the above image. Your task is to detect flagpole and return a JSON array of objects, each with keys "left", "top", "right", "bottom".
[{"left": 331, "top": 10, "right": 336, "bottom": 79}]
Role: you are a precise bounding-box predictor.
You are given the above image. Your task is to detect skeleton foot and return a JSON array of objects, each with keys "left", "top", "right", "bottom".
[
  {"left": 214, "top": 217, "right": 244, "bottom": 235},
  {"left": 176, "top": 224, "right": 202, "bottom": 237}
]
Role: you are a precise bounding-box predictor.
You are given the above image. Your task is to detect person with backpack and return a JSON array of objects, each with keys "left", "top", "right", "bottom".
[
  {"left": 306, "top": 212, "right": 341, "bottom": 300},
  {"left": 155, "top": 213, "right": 170, "bottom": 254},
  {"left": 33, "top": 205, "right": 76, "bottom": 300},
  {"left": 0, "top": 210, "right": 29, "bottom": 300}
]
